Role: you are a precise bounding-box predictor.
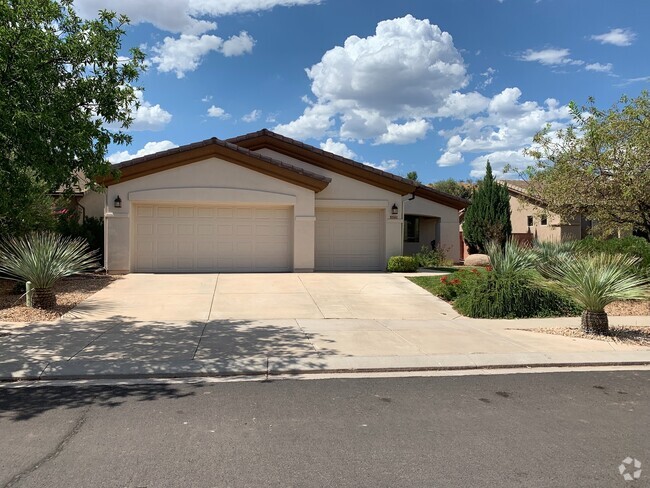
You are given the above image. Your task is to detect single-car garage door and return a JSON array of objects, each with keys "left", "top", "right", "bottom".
[
  {"left": 315, "top": 208, "right": 384, "bottom": 271},
  {"left": 133, "top": 204, "right": 292, "bottom": 272}
]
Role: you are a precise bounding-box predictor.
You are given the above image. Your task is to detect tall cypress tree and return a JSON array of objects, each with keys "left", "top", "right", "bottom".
[{"left": 462, "top": 161, "right": 512, "bottom": 254}]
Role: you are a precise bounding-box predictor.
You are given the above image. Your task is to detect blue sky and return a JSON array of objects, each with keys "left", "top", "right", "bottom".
[{"left": 75, "top": 0, "right": 650, "bottom": 183}]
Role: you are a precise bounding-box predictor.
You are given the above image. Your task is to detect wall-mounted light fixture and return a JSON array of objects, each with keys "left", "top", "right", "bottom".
[
  {"left": 114, "top": 195, "right": 122, "bottom": 208},
  {"left": 391, "top": 203, "right": 399, "bottom": 216}
]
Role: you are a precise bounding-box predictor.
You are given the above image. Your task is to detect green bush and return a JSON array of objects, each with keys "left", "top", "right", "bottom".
[
  {"left": 454, "top": 271, "right": 580, "bottom": 319},
  {"left": 387, "top": 256, "right": 419, "bottom": 272},
  {"left": 57, "top": 213, "right": 104, "bottom": 261},
  {"left": 411, "top": 268, "right": 487, "bottom": 302},
  {"left": 413, "top": 246, "right": 448, "bottom": 268},
  {"left": 578, "top": 237, "right": 650, "bottom": 273}
]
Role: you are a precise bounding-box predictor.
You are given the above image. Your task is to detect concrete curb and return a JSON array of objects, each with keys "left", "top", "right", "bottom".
[{"left": 2, "top": 351, "right": 650, "bottom": 382}]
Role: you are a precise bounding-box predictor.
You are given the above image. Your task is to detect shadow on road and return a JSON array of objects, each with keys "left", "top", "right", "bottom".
[{"left": 0, "top": 384, "right": 200, "bottom": 422}]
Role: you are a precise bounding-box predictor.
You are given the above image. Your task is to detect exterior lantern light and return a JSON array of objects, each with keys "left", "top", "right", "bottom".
[
  {"left": 391, "top": 203, "right": 398, "bottom": 215},
  {"left": 114, "top": 195, "right": 122, "bottom": 208}
]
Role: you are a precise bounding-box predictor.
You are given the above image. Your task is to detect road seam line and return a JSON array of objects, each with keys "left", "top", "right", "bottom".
[{"left": 192, "top": 274, "right": 220, "bottom": 360}]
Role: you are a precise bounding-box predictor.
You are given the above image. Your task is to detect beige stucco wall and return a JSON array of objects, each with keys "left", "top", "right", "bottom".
[
  {"left": 510, "top": 194, "right": 583, "bottom": 242},
  {"left": 79, "top": 190, "right": 105, "bottom": 219},
  {"left": 103, "top": 157, "right": 316, "bottom": 273},
  {"left": 255, "top": 148, "right": 406, "bottom": 265},
  {"left": 403, "top": 196, "right": 461, "bottom": 262}
]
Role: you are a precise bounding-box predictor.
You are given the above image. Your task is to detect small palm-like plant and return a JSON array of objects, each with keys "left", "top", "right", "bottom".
[
  {"left": 486, "top": 240, "right": 537, "bottom": 275},
  {"left": 532, "top": 239, "right": 579, "bottom": 264},
  {"left": 539, "top": 253, "right": 650, "bottom": 334},
  {"left": 0, "top": 232, "right": 99, "bottom": 309}
]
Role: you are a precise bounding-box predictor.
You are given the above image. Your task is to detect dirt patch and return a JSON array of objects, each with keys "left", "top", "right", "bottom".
[
  {"left": 605, "top": 300, "right": 650, "bottom": 316},
  {"left": 0, "top": 274, "right": 119, "bottom": 322},
  {"left": 535, "top": 326, "right": 650, "bottom": 346}
]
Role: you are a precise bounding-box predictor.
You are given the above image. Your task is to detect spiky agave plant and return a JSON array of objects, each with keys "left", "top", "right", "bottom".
[
  {"left": 532, "top": 239, "right": 580, "bottom": 265},
  {"left": 0, "top": 232, "right": 99, "bottom": 309},
  {"left": 485, "top": 240, "right": 537, "bottom": 275},
  {"left": 539, "top": 253, "right": 650, "bottom": 334}
]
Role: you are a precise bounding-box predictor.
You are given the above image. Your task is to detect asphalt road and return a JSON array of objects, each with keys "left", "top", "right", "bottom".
[{"left": 1, "top": 371, "right": 649, "bottom": 488}]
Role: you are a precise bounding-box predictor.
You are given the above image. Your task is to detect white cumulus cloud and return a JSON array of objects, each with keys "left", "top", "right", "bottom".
[
  {"left": 75, "top": 0, "right": 320, "bottom": 34},
  {"left": 108, "top": 140, "right": 178, "bottom": 163},
  {"left": 129, "top": 90, "right": 172, "bottom": 131},
  {"left": 437, "top": 87, "right": 571, "bottom": 174},
  {"left": 585, "top": 62, "right": 613, "bottom": 73},
  {"left": 320, "top": 138, "right": 358, "bottom": 159},
  {"left": 221, "top": 31, "right": 255, "bottom": 57},
  {"left": 151, "top": 34, "right": 224, "bottom": 78},
  {"left": 318, "top": 138, "right": 399, "bottom": 172},
  {"left": 519, "top": 48, "right": 583, "bottom": 66},
  {"left": 591, "top": 28, "right": 636, "bottom": 47},
  {"left": 207, "top": 105, "right": 230, "bottom": 119},
  {"left": 275, "top": 15, "right": 470, "bottom": 143},
  {"left": 242, "top": 109, "right": 262, "bottom": 122}
]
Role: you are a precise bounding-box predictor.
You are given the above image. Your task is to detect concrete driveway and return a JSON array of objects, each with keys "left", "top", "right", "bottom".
[{"left": 69, "top": 273, "right": 456, "bottom": 321}]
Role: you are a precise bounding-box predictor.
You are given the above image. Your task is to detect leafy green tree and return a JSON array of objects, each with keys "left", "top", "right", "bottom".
[
  {"left": 429, "top": 178, "right": 475, "bottom": 201},
  {"left": 462, "top": 161, "right": 511, "bottom": 253},
  {"left": 406, "top": 171, "right": 420, "bottom": 183},
  {"left": 0, "top": 0, "right": 145, "bottom": 234},
  {"left": 524, "top": 92, "right": 650, "bottom": 240}
]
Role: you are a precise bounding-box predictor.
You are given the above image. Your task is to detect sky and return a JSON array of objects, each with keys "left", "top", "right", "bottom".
[{"left": 74, "top": 0, "right": 650, "bottom": 184}]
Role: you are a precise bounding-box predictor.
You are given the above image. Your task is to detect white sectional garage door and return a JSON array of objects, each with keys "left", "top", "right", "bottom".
[
  {"left": 315, "top": 208, "right": 384, "bottom": 271},
  {"left": 133, "top": 204, "right": 292, "bottom": 272}
]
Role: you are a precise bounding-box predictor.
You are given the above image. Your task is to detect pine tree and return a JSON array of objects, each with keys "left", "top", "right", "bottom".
[{"left": 462, "top": 161, "right": 512, "bottom": 254}]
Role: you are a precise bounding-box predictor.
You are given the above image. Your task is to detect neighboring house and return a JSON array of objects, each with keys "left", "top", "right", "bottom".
[
  {"left": 458, "top": 180, "right": 590, "bottom": 259},
  {"left": 80, "top": 129, "right": 468, "bottom": 273},
  {"left": 503, "top": 180, "right": 591, "bottom": 243}
]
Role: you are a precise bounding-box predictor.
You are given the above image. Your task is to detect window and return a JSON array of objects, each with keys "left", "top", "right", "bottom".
[
  {"left": 527, "top": 216, "right": 533, "bottom": 227},
  {"left": 404, "top": 215, "right": 420, "bottom": 242},
  {"left": 541, "top": 214, "right": 548, "bottom": 226}
]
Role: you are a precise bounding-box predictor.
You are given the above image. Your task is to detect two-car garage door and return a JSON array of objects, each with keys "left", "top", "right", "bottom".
[
  {"left": 132, "top": 204, "right": 384, "bottom": 273},
  {"left": 133, "top": 204, "right": 292, "bottom": 272}
]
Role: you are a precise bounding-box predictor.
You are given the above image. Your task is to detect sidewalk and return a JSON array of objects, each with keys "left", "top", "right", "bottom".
[{"left": 1, "top": 314, "right": 649, "bottom": 381}]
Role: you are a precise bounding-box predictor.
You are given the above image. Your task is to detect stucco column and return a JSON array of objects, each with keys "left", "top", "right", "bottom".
[
  {"left": 104, "top": 212, "right": 130, "bottom": 273},
  {"left": 293, "top": 216, "right": 315, "bottom": 271},
  {"left": 385, "top": 215, "right": 403, "bottom": 263}
]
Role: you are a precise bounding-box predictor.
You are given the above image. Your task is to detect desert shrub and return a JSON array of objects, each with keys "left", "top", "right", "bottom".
[
  {"left": 532, "top": 239, "right": 579, "bottom": 264},
  {"left": 486, "top": 240, "right": 537, "bottom": 275},
  {"left": 454, "top": 271, "right": 580, "bottom": 319},
  {"left": 387, "top": 256, "right": 419, "bottom": 272},
  {"left": 57, "top": 213, "right": 104, "bottom": 261},
  {"left": 577, "top": 237, "right": 650, "bottom": 275},
  {"left": 539, "top": 253, "right": 650, "bottom": 334},
  {"left": 413, "top": 246, "right": 448, "bottom": 268},
  {"left": 0, "top": 231, "right": 100, "bottom": 308},
  {"left": 410, "top": 267, "right": 487, "bottom": 302}
]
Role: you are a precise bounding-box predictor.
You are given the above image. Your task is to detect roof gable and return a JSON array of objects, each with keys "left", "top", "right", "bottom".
[
  {"left": 228, "top": 129, "right": 468, "bottom": 210},
  {"left": 100, "top": 137, "right": 330, "bottom": 192}
]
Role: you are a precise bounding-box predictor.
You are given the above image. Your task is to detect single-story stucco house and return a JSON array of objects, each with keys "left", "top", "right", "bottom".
[
  {"left": 80, "top": 129, "right": 468, "bottom": 273},
  {"left": 503, "top": 180, "right": 591, "bottom": 243},
  {"left": 459, "top": 180, "right": 591, "bottom": 260}
]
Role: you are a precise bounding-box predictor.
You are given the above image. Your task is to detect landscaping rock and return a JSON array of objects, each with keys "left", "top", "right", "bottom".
[{"left": 464, "top": 254, "right": 491, "bottom": 267}]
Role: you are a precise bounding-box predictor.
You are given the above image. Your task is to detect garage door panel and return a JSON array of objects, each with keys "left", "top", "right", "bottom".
[
  {"left": 134, "top": 204, "right": 292, "bottom": 272},
  {"left": 315, "top": 208, "right": 384, "bottom": 271}
]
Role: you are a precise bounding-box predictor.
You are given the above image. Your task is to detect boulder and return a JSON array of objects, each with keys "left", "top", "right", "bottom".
[{"left": 464, "top": 253, "right": 491, "bottom": 267}]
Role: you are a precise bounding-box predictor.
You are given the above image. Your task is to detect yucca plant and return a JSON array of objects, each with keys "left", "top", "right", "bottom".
[
  {"left": 486, "top": 240, "right": 537, "bottom": 275},
  {"left": 0, "top": 232, "right": 99, "bottom": 309},
  {"left": 539, "top": 253, "right": 650, "bottom": 334},
  {"left": 532, "top": 239, "right": 580, "bottom": 264}
]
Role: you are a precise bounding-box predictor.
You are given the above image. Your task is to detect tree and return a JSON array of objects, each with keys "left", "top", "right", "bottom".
[
  {"left": 0, "top": 0, "right": 146, "bottom": 234},
  {"left": 462, "top": 161, "right": 511, "bottom": 254},
  {"left": 406, "top": 171, "right": 420, "bottom": 183},
  {"left": 429, "top": 178, "right": 475, "bottom": 201},
  {"left": 523, "top": 92, "right": 650, "bottom": 240}
]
